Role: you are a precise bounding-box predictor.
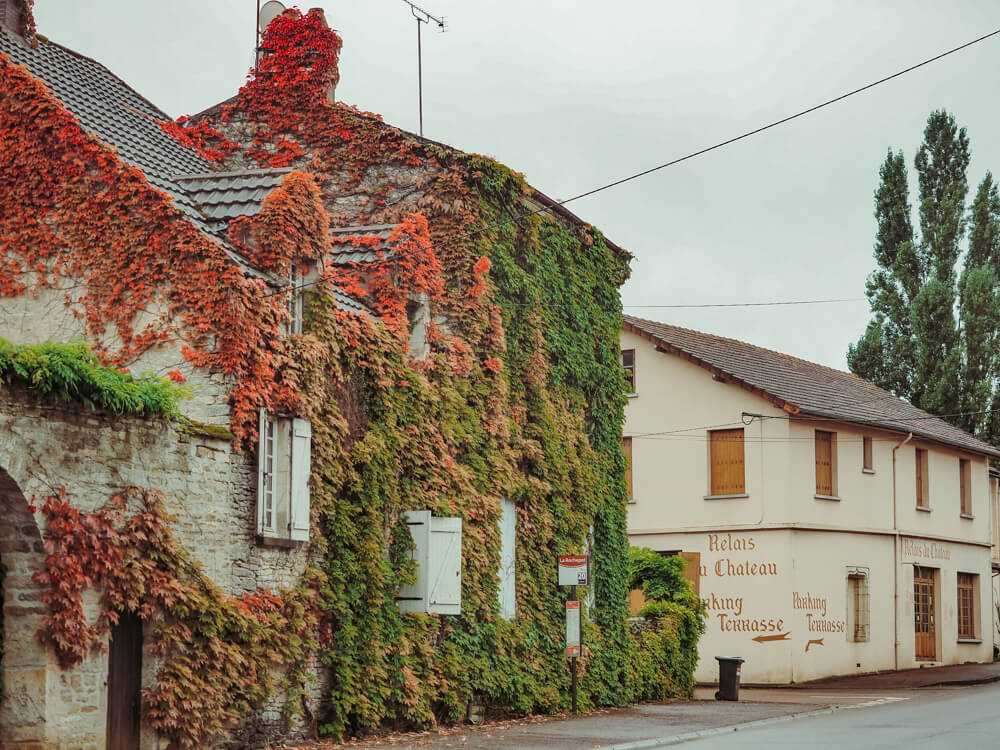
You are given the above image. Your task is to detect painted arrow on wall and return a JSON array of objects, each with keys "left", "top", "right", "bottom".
[
  {"left": 752, "top": 632, "right": 791, "bottom": 643},
  {"left": 805, "top": 638, "right": 824, "bottom": 652}
]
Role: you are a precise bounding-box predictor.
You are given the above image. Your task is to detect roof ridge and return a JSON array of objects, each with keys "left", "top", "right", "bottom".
[
  {"left": 174, "top": 166, "right": 295, "bottom": 181},
  {"left": 622, "top": 313, "right": 858, "bottom": 379}
]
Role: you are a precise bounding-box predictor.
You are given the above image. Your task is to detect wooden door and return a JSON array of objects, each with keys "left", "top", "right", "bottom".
[
  {"left": 107, "top": 611, "right": 143, "bottom": 750},
  {"left": 913, "top": 568, "right": 936, "bottom": 661}
]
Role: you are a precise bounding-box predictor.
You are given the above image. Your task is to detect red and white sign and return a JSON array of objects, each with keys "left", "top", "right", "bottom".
[
  {"left": 566, "top": 600, "right": 581, "bottom": 657},
  {"left": 558, "top": 555, "right": 589, "bottom": 586}
]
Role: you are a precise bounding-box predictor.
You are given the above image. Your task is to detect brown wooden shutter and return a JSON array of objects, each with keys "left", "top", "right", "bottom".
[
  {"left": 622, "top": 437, "right": 633, "bottom": 500},
  {"left": 710, "top": 429, "right": 745, "bottom": 495},
  {"left": 815, "top": 431, "right": 833, "bottom": 495},
  {"left": 863, "top": 436, "right": 873, "bottom": 471}
]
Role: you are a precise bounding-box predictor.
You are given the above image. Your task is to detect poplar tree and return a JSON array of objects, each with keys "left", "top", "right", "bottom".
[
  {"left": 960, "top": 173, "right": 1000, "bottom": 437},
  {"left": 847, "top": 149, "right": 919, "bottom": 399},
  {"left": 849, "top": 110, "right": 991, "bottom": 432}
]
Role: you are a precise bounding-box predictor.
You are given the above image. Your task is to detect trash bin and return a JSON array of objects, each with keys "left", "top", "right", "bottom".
[{"left": 714, "top": 656, "right": 744, "bottom": 701}]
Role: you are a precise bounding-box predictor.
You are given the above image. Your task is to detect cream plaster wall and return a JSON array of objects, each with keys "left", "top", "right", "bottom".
[
  {"left": 622, "top": 328, "right": 995, "bottom": 682},
  {"left": 634, "top": 528, "right": 991, "bottom": 683}
]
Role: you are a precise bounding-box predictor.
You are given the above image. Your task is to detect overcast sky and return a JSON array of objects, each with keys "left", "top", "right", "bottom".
[{"left": 33, "top": 1, "right": 1000, "bottom": 370}]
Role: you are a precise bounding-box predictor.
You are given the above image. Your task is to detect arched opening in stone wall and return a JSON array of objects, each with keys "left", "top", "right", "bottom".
[{"left": 0, "top": 467, "right": 49, "bottom": 746}]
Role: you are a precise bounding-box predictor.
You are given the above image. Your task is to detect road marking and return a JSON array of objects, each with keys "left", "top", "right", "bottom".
[{"left": 597, "top": 696, "right": 912, "bottom": 750}]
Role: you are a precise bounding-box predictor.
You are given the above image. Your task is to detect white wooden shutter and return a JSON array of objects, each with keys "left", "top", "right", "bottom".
[
  {"left": 289, "top": 418, "right": 312, "bottom": 542},
  {"left": 396, "top": 510, "right": 431, "bottom": 613},
  {"left": 428, "top": 516, "right": 462, "bottom": 615},
  {"left": 498, "top": 498, "right": 516, "bottom": 620}
]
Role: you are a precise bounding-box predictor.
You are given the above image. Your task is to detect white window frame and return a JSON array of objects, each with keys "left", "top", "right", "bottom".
[
  {"left": 288, "top": 263, "right": 304, "bottom": 335},
  {"left": 846, "top": 566, "right": 870, "bottom": 642},
  {"left": 257, "top": 408, "right": 311, "bottom": 543}
]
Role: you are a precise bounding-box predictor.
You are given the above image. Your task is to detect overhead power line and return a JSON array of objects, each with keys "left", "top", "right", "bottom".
[{"left": 267, "top": 26, "right": 1000, "bottom": 298}]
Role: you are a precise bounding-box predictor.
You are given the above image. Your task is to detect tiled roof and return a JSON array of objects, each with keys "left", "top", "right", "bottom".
[
  {"left": 0, "top": 28, "right": 214, "bottom": 230},
  {"left": 623, "top": 314, "right": 1000, "bottom": 458},
  {"left": 1, "top": 30, "right": 371, "bottom": 317},
  {"left": 174, "top": 168, "right": 292, "bottom": 232},
  {"left": 328, "top": 224, "right": 399, "bottom": 265}
]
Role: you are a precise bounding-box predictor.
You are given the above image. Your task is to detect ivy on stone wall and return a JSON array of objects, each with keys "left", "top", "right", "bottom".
[{"left": 2, "top": 8, "right": 701, "bottom": 746}]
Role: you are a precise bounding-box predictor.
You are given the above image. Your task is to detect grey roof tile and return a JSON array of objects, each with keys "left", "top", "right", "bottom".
[
  {"left": 328, "top": 224, "right": 399, "bottom": 265},
  {"left": 623, "top": 314, "right": 1000, "bottom": 458}
]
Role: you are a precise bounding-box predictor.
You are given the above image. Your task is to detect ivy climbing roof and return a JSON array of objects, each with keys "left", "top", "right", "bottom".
[
  {"left": 0, "top": 27, "right": 213, "bottom": 229},
  {"left": 174, "top": 168, "right": 293, "bottom": 232},
  {"left": 328, "top": 224, "right": 399, "bottom": 265},
  {"left": 0, "top": 27, "right": 371, "bottom": 316},
  {"left": 624, "top": 314, "right": 1000, "bottom": 458}
]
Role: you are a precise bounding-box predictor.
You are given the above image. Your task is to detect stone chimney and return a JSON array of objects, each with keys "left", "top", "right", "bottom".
[
  {"left": 0, "top": 0, "right": 33, "bottom": 39},
  {"left": 308, "top": 8, "right": 338, "bottom": 104}
]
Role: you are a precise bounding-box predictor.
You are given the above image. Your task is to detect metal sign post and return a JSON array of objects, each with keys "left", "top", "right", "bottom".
[{"left": 559, "top": 555, "right": 587, "bottom": 713}]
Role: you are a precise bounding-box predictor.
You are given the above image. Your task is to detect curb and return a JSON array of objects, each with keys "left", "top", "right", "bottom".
[
  {"left": 924, "top": 673, "right": 1000, "bottom": 688},
  {"left": 595, "top": 697, "right": 907, "bottom": 750}
]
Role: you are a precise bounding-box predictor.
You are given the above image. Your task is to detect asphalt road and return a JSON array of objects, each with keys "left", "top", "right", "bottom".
[{"left": 675, "top": 682, "right": 1000, "bottom": 750}]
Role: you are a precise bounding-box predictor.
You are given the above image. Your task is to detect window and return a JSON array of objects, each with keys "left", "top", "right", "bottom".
[
  {"left": 497, "top": 498, "right": 516, "bottom": 620},
  {"left": 916, "top": 448, "right": 929, "bottom": 509},
  {"left": 846, "top": 568, "right": 870, "bottom": 642},
  {"left": 621, "top": 349, "right": 635, "bottom": 394},
  {"left": 956, "top": 572, "right": 978, "bottom": 640},
  {"left": 815, "top": 430, "right": 837, "bottom": 497},
  {"left": 622, "top": 437, "right": 634, "bottom": 502},
  {"left": 959, "top": 459, "right": 972, "bottom": 516},
  {"left": 862, "top": 436, "right": 873, "bottom": 472},
  {"left": 257, "top": 409, "right": 312, "bottom": 543},
  {"left": 709, "top": 429, "right": 745, "bottom": 496},
  {"left": 991, "top": 474, "right": 1000, "bottom": 560},
  {"left": 287, "top": 263, "right": 304, "bottom": 335}
]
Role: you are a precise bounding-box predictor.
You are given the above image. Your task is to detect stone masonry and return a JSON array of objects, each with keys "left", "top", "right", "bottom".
[{"left": 0, "top": 387, "right": 312, "bottom": 749}]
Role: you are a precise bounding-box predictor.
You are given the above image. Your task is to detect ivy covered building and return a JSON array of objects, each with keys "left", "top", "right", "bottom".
[{"left": 0, "top": 3, "right": 668, "bottom": 748}]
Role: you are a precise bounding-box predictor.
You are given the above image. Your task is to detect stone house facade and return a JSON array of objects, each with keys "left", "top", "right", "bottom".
[
  {"left": 621, "top": 315, "right": 999, "bottom": 684},
  {"left": 1, "top": 3, "right": 634, "bottom": 748}
]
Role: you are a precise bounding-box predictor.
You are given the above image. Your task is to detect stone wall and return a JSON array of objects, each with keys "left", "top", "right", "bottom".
[{"left": 0, "top": 388, "right": 313, "bottom": 749}]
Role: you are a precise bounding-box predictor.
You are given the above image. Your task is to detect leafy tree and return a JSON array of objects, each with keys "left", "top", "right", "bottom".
[
  {"left": 848, "top": 149, "right": 918, "bottom": 397},
  {"left": 849, "top": 110, "right": 1000, "bottom": 436},
  {"left": 961, "top": 173, "right": 1000, "bottom": 437}
]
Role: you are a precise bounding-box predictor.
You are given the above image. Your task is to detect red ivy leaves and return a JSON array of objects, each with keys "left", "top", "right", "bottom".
[
  {"left": 32, "top": 487, "right": 318, "bottom": 749},
  {"left": 158, "top": 118, "right": 239, "bottom": 162}
]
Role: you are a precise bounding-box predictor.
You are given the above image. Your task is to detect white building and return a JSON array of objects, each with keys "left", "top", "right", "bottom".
[{"left": 621, "top": 315, "right": 998, "bottom": 684}]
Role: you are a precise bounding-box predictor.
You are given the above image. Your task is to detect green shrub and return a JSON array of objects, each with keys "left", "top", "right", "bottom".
[
  {"left": 626, "top": 547, "right": 705, "bottom": 701},
  {"left": 0, "top": 338, "right": 187, "bottom": 417}
]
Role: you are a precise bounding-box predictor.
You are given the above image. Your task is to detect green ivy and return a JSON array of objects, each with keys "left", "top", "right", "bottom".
[
  {"left": 0, "top": 338, "right": 187, "bottom": 417},
  {"left": 280, "top": 147, "right": 652, "bottom": 740}
]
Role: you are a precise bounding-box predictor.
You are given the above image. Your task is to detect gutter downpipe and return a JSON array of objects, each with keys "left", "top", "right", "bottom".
[{"left": 891, "top": 432, "right": 913, "bottom": 672}]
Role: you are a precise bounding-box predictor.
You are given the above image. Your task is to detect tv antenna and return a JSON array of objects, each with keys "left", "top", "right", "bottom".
[
  {"left": 256, "top": 0, "right": 287, "bottom": 67},
  {"left": 400, "top": 0, "right": 445, "bottom": 136}
]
